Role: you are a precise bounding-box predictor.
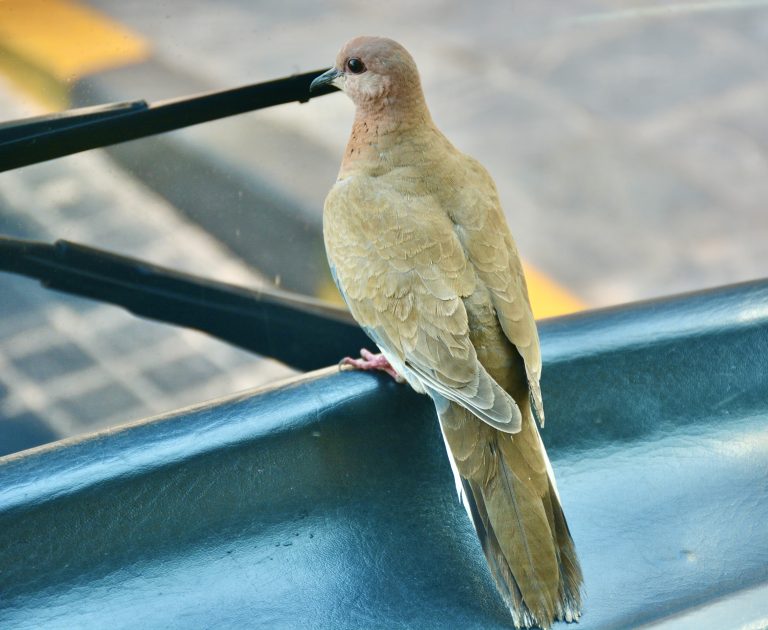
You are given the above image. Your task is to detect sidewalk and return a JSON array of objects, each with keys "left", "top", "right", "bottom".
[
  {"left": 0, "top": 77, "right": 294, "bottom": 454},
  {"left": 82, "top": 0, "right": 768, "bottom": 304}
]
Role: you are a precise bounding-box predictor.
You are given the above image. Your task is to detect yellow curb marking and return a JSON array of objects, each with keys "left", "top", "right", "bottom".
[
  {"left": 319, "top": 262, "right": 584, "bottom": 321},
  {"left": 522, "top": 262, "right": 585, "bottom": 319},
  {"left": 0, "top": 0, "right": 149, "bottom": 106}
]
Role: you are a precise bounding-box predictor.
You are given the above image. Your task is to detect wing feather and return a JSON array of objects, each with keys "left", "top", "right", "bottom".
[
  {"left": 449, "top": 157, "right": 545, "bottom": 425},
  {"left": 325, "top": 178, "right": 522, "bottom": 433}
]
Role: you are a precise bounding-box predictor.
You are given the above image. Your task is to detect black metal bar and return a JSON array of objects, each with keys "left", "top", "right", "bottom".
[
  {"left": 0, "top": 69, "right": 338, "bottom": 172},
  {"left": 0, "top": 100, "right": 148, "bottom": 141},
  {"left": 0, "top": 236, "right": 369, "bottom": 371}
]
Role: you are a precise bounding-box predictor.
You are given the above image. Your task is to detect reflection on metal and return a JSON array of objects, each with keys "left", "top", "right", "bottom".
[{"left": 0, "top": 68, "right": 338, "bottom": 171}]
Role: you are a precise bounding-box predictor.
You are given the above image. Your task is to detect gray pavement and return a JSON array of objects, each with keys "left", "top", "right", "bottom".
[
  {"left": 86, "top": 0, "right": 768, "bottom": 305},
  {"left": 0, "top": 76, "right": 294, "bottom": 455}
]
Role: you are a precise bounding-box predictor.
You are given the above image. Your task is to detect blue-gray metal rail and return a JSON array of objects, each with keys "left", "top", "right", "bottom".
[{"left": 1, "top": 279, "right": 766, "bottom": 628}]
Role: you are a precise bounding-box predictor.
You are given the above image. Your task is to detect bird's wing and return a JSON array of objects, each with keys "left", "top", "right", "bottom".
[
  {"left": 450, "top": 157, "right": 545, "bottom": 425},
  {"left": 324, "top": 179, "right": 522, "bottom": 433}
]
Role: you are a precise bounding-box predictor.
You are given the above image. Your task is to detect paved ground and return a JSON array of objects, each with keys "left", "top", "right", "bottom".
[
  {"left": 0, "top": 77, "right": 294, "bottom": 455},
  {"left": 87, "top": 0, "right": 768, "bottom": 305},
  {"left": 2, "top": 0, "right": 768, "bottom": 454}
]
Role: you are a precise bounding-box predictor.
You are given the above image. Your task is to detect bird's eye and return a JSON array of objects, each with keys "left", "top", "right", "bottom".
[{"left": 346, "top": 58, "right": 366, "bottom": 74}]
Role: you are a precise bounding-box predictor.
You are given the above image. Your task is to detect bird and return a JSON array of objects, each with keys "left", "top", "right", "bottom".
[{"left": 310, "top": 36, "right": 583, "bottom": 629}]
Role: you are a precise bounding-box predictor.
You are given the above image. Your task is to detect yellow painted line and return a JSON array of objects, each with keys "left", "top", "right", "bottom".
[
  {"left": 522, "top": 262, "right": 585, "bottom": 319},
  {"left": 319, "top": 262, "right": 585, "bottom": 320},
  {"left": 0, "top": 0, "right": 149, "bottom": 106}
]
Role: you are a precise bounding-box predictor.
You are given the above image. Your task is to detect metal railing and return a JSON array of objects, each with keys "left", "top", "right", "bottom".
[
  {"left": 0, "top": 69, "right": 355, "bottom": 368},
  {"left": 0, "top": 69, "right": 337, "bottom": 171}
]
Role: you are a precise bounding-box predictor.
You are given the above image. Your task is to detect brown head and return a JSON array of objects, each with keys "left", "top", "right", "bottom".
[{"left": 310, "top": 36, "right": 428, "bottom": 118}]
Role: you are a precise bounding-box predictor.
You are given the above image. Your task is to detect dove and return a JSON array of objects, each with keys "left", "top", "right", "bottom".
[{"left": 311, "top": 36, "right": 582, "bottom": 628}]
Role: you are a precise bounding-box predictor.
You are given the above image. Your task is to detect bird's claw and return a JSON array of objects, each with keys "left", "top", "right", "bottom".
[{"left": 339, "top": 349, "right": 405, "bottom": 383}]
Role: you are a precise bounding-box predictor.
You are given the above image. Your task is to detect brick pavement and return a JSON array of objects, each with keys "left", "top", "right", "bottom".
[{"left": 0, "top": 78, "right": 294, "bottom": 456}]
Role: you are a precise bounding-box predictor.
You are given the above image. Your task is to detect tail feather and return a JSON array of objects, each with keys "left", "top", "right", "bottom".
[
  {"left": 439, "top": 400, "right": 582, "bottom": 629},
  {"left": 465, "top": 477, "right": 551, "bottom": 629},
  {"left": 547, "top": 477, "right": 583, "bottom": 620}
]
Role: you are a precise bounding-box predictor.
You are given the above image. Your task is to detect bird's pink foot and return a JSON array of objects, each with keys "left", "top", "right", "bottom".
[{"left": 339, "top": 348, "right": 405, "bottom": 383}]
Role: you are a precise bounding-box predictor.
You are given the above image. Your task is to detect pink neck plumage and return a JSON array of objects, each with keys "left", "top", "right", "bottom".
[{"left": 340, "top": 89, "right": 433, "bottom": 175}]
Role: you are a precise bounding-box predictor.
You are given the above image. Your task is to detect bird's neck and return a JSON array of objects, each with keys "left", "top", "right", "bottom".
[{"left": 339, "top": 96, "right": 436, "bottom": 177}]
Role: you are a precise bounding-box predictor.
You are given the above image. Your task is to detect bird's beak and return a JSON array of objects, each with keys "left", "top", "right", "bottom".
[{"left": 310, "top": 67, "right": 342, "bottom": 93}]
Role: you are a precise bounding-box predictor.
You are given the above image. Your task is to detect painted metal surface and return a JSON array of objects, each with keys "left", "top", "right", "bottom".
[{"left": 1, "top": 280, "right": 767, "bottom": 628}]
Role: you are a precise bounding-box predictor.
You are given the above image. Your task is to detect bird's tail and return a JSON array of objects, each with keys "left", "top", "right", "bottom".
[{"left": 438, "top": 397, "right": 582, "bottom": 629}]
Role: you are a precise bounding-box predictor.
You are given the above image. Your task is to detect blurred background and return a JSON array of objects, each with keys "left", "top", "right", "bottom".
[{"left": 1, "top": 0, "right": 767, "bottom": 456}]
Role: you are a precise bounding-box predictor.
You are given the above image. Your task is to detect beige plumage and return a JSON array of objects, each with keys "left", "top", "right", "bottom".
[{"left": 312, "top": 36, "right": 582, "bottom": 628}]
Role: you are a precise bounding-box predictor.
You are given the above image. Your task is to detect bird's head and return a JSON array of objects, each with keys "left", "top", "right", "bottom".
[{"left": 310, "top": 36, "right": 425, "bottom": 115}]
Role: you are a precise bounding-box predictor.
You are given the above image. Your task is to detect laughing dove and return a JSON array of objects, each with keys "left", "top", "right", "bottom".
[{"left": 312, "top": 36, "right": 582, "bottom": 628}]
